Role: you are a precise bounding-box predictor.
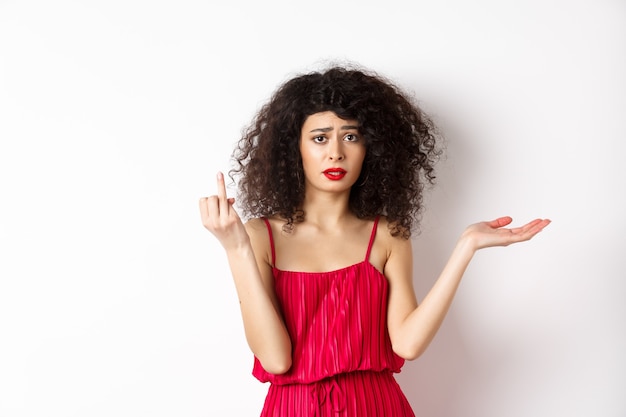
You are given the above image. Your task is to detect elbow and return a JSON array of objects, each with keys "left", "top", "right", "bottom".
[
  {"left": 392, "top": 342, "right": 426, "bottom": 361},
  {"left": 394, "top": 348, "right": 422, "bottom": 362},
  {"left": 260, "top": 355, "right": 292, "bottom": 375},
  {"left": 250, "top": 333, "right": 293, "bottom": 375}
]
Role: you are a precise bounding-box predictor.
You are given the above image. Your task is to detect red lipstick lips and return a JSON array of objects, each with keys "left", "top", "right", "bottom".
[{"left": 323, "top": 168, "right": 347, "bottom": 180}]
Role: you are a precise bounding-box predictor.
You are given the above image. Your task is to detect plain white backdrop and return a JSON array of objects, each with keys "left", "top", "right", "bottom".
[{"left": 1, "top": 1, "right": 624, "bottom": 416}]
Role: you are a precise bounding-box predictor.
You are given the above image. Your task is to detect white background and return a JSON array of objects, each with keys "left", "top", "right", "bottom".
[{"left": 1, "top": 1, "right": 624, "bottom": 416}]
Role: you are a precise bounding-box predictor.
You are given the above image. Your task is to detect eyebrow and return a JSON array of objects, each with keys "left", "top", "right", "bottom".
[{"left": 309, "top": 125, "right": 359, "bottom": 133}]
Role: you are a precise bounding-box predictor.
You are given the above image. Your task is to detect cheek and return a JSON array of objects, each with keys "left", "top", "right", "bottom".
[
  {"left": 300, "top": 143, "right": 324, "bottom": 163},
  {"left": 299, "top": 144, "right": 319, "bottom": 174},
  {"left": 354, "top": 148, "right": 367, "bottom": 167}
]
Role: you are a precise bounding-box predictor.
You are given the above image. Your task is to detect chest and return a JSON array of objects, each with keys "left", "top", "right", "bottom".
[{"left": 272, "top": 227, "right": 386, "bottom": 274}]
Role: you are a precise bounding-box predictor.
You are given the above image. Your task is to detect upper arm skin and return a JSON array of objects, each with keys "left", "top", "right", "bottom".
[
  {"left": 244, "top": 218, "right": 283, "bottom": 316},
  {"left": 381, "top": 226, "right": 419, "bottom": 359}
]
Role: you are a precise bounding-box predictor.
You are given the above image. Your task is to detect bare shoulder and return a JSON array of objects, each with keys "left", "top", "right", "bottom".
[
  {"left": 244, "top": 217, "right": 267, "bottom": 234},
  {"left": 244, "top": 216, "right": 283, "bottom": 239},
  {"left": 371, "top": 216, "right": 413, "bottom": 274},
  {"left": 376, "top": 216, "right": 412, "bottom": 249},
  {"left": 244, "top": 217, "right": 272, "bottom": 265}
]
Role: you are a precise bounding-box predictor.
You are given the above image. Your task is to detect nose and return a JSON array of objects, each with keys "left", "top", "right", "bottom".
[{"left": 328, "top": 139, "right": 345, "bottom": 161}]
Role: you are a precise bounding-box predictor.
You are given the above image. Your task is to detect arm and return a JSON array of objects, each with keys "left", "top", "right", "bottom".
[
  {"left": 386, "top": 216, "right": 551, "bottom": 360},
  {"left": 199, "top": 172, "right": 292, "bottom": 374}
]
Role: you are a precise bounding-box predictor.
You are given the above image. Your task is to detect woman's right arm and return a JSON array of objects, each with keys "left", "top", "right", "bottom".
[{"left": 199, "top": 172, "right": 292, "bottom": 374}]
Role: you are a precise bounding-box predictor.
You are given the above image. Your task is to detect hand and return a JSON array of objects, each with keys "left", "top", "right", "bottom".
[
  {"left": 199, "top": 172, "right": 250, "bottom": 251},
  {"left": 461, "top": 216, "right": 551, "bottom": 251}
]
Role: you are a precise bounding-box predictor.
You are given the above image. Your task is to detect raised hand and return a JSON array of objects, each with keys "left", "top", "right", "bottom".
[
  {"left": 461, "top": 216, "right": 551, "bottom": 251},
  {"left": 199, "top": 172, "right": 250, "bottom": 251}
]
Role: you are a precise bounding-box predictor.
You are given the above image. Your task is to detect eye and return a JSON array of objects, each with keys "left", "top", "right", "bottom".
[
  {"left": 344, "top": 133, "right": 359, "bottom": 142},
  {"left": 313, "top": 135, "right": 327, "bottom": 143}
]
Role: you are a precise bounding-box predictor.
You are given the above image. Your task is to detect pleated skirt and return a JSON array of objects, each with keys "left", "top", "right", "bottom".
[{"left": 260, "top": 371, "right": 415, "bottom": 417}]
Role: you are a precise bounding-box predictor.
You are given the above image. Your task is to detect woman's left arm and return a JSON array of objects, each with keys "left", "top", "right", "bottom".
[{"left": 386, "top": 216, "right": 551, "bottom": 360}]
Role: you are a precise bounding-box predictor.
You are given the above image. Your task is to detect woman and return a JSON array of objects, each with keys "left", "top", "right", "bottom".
[{"left": 199, "top": 64, "right": 550, "bottom": 416}]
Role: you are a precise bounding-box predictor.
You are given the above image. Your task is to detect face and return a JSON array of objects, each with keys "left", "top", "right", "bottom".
[{"left": 299, "top": 111, "right": 366, "bottom": 193}]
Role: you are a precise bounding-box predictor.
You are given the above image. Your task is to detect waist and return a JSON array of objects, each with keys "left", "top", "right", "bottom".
[
  {"left": 253, "top": 355, "right": 404, "bottom": 385},
  {"left": 261, "top": 371, "right": 414, "bottom": 417}
]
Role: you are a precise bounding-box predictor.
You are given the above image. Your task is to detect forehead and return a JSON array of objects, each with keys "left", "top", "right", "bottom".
[{"left": 302, "top": 111, "right": 359, "bottom": 130}]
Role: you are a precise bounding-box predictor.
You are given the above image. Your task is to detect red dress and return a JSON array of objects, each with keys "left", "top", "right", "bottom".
[{"left": 253, "top": 217, "right": 415, "bottom": 416}]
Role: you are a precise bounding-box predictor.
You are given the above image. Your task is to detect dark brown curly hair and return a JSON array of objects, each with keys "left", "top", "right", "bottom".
[{"left": 230, "top": 64, "right": 442, "bottom": 238}]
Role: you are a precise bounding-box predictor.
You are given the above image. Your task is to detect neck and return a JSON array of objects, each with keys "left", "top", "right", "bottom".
[{"left": 300, "top": 191, "right": 353, "bottom": 228}]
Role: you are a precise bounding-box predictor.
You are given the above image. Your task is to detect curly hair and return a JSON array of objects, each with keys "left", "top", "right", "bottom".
[{"left": 229, "top": 64, "right": 442, "bottom": 238}]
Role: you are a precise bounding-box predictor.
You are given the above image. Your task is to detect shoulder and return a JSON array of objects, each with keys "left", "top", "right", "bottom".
[
  {"left": 371, "top": 216, "right": 413, "bottom": 273},
  {"left": 375, "top": 216, "right": 412, "bottom": 247},
  {"left": 244, "top": 216, "right": 285, "bottom": 237},
  {"left": 244, "top": 217, "right": 274, "bottom": 245},
  {"left": 244, "top": 217, "right": 273, "bottom": 265},
  {"left": 244, "top": 217, "right": 268, "bottom": 233}
]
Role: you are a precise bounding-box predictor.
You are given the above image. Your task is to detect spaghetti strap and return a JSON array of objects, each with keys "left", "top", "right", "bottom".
[
  {"left": 365, "top": 216, "right": 380, "bottom": 262},
  {"left": 262, "top": 217, "right": 276, "bottom": 266}
]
